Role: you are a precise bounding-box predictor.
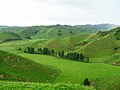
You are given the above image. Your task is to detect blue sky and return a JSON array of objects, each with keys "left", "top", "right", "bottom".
[{"left": 0, "top": 0, "right": 119, "bottom": 26}]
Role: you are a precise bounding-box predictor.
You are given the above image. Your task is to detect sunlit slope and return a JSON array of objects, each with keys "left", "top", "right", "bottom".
[
  {"left": 95, "top": 76, "right": 120, "bottom": 90},
  {"left": 19, "top": 53, "right": 120, "bottom": 84},
  {"left": 77, "top": 33, "right": 116, "bottom": 58},
  {"left": 0, "top": 81, "right": 94, "bottom": 90},
  {"left": 0, "top": 32, "right": 22, "bottom": 43},
  {"left": 46, "top": 34, "right": 91, "bottom": 51},
  {"left": 0, "top": 50, "right": 59, "bottom": 83}
]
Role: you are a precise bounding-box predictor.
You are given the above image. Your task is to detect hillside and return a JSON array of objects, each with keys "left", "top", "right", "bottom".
[
  {"left": 0, "top": 24, "right": 118, "bottom": 39},
  {"left": 76, "top": 27, "right": 120, "bottom": 59},
  {"left": 0, "top": 81, "right": 94, "bottom": 90},
  {"left": 0, "top": 50, "right": 59, "bottom": 83},
  {"left": 95, "top": 76, "right": 120, "bottom": 90},
  {"left": 45, "top": 34, "right": 91, "bottom": 51},
  {"left": 19, "top": 54, "right": 120, "bottom": 84},
  {"left": 1, "top": 25, "right": 120, "bottom": 90},
  {"left": 0, "top": 32, "right": 22, "bottom": 43}
]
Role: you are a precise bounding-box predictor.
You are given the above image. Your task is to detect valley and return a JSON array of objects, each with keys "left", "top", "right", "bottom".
[{"left": 1, "top": 24, "right": 120, "bottom": 90}]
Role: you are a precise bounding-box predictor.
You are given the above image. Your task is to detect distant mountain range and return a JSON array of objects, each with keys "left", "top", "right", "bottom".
[{"left": 0, "top": 24, "right": 119, "bottom": 39}]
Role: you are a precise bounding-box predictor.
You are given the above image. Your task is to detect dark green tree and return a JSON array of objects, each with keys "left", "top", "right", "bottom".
[
  {"left": 61, "top": 51, "right": 64, "bottom": 58},
  {"left": 30, "top": 47, "right": 35, "bottom": 54},
  {"left": 43, "top": 47, "right": 47, "bottom": 54},
  {"left": 83, "top": 57, "right": 89, "bottom": 63},
  {"left": 66, "top": 53, "right": 70, "bottom": 59},
  {"left": 83, "top": 78, "right": 90, "bottom": 86},
  {"left": 51, "top": 49, "right": 55, "bottom": 56},
  {"left": 46, "top": 48, "right": 50, "bottom": 55},
  {"left": 18, "top": 47, "right": 22, "bottom": 51},
  {"left": 38, "top": 48, "right": 42, "bottom": 54},
  {"left": 58, "top": 52, "right": 61, "bottom": 57},
  {"left": 27, "top": 47, "right": 35, "bottom": 54},
  {"left": 79, "top": 53, "right": 84, "bottom": 61}
]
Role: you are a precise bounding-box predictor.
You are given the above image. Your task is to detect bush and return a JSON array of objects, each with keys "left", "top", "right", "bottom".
[{"left": 83, "top": 78, "right": 90, "bottom": 86}]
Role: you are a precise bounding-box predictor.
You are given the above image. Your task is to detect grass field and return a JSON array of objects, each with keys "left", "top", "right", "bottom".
[
  {"left": 0, "top": 32, "right": 22, "bottom": 43},
  {"left": 1, "top": 27, "right": 120, "bottom": 90},
  {"left": 0, "top": 81, "right": 94, "bottom": 90},
  {"left": 0, "top": 50, "right": 59, "bottom": 83},
  {"left": 95, "top": 76, "right": 120, "bottom": 90},
  {"left": 18, "top": 53, "right": 120, "bottom": 84}
]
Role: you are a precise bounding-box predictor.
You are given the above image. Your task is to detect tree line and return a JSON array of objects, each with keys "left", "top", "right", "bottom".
[{"left": 18, "top": 47, "right": 89, "bottom": 63}]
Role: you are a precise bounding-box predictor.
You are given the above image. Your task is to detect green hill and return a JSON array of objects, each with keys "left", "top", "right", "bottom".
[
  {"left": 0, "top": 81, "right": 94, "bottom": 90},
  {"left": 0, "top": 32, "right": 22, "bottom": 43},
  {"left": 44, "top": 34, "right": 91, "bottom": 51},
  {"left": 19, "top": 54, "right": 120, "bottom": 84},
  {"left": 77, "top": 33, "right": 116, "bottom": 58},
  {"left": 76, "top": 27, "right": 120, "bottom": 59},
  {"left": 0, "top": 24, "right": 118, "bottom": 39},
  {"left": 95, "top": 76, "right": 120, "bottom": 90},
  {"left": 0, "top": 50, "right": 60, "bottom": 83},
  {"left": 104, "top": 53, "right": 120, "bottom": 65}
]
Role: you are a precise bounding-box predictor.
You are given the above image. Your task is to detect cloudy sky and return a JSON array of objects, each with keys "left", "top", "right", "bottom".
[{"left": 0, "top": 0, "right": 119, "bottom": 26}]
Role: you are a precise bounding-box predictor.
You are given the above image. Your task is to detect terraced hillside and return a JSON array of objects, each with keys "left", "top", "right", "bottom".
[{"left": 0, "top": 50, "right": 59, "bottom": 83}]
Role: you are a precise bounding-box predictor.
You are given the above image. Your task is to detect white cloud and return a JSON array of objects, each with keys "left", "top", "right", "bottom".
[{"left": 0, "top": 0, "right": 119, "bottom": 26}]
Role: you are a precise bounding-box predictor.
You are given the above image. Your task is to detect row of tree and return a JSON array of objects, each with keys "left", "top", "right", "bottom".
[{"left": 20, "top": 47, "right": 89, "bottom": 63}]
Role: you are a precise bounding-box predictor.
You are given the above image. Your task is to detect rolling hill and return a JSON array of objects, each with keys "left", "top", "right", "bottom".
[
  {"left": 44, "top": 27, "right": 120, "bottom": 56},
  {"left": 0, "top": 50, "right": 60, "bottom": 83},
  {"left": 0, "top": 24, "right": 118, "bottom": 39},
  {"left": 76, "top": 27, "right": 120, "bottom": 58},
  {"left": 0, "top": 81, "right": 94, "bottom": 90},
  {"left": 19, "top": 54, "right": 120, "bottom": 84},
  {"left": 95, "top": 76, "right": 120, "bottom": 90},
  {"left": 0, "top": 32, "right": 22, "bottom": 43},
  {"left": 1, "top": 25, "right": 120, "bottom": 90}
]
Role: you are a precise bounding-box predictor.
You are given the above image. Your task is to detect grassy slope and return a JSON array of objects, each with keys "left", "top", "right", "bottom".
[
  {"left": 45, "top": 31, "right": 120, "bottom": 63},
  {"left": 46, "top": 34, "right": 91, "bottom": 51},
  {"left": 0, "top": 32, "right": 21, "bottom": 43},
  {"left": 1, "top": 31, "right": 120, "bottom": 63},
  {"left": 0, "top": 81, "right": 94, "bottom": 90},
  {"left": 77, "top": 33, "right": 116, "bottom": 58},
  {"left": 0, "top": 39, "right": 42, "bottom": 54},
  {"left": 19, "top": 53, "right": 120, "bottom": 84},
  {"left": 46, "top": 37, "right": 70, "bottom": 51},
  {"left": 0, "top": 50, "right": 59, "bottom": 83},
  {"left": 104, "top": 53, "right": 120, "bottom": 65},
  {"left": 95, "top": 76, "right": 120, "bottom": 90}
]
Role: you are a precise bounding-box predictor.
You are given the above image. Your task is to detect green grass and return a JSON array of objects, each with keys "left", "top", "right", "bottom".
[
  {"left": 0, "top": 32, "right": 21, "bottom": 43},
  {"left": 0, "top": 39, "right": 43, "bottom": 54},
  {"left": 0, "top": 81, "right": 94, "bottom": 90},
  {"left": 95, "top": 76, "right": 120, "bottom": 90},
  {"left": 0, "top": 50, "right": 59, "bottom": 83},
  {"left": 46, "top": 37, "right": 70, "bottom": 51},
  {"left": 77, "top": 33, "right": 116, "bottom": 58},
  {"left": 104, "top": 53, "right": 120, "bottom": 65},
  {"left": 45, "top": 34, "right": 91, "bottom": 51},
  {"left": 19, "top": 53, "right": 120, "bottom": 84},
  {"left": 1, "top": 27, "right": 120, "bottom": 89}
]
